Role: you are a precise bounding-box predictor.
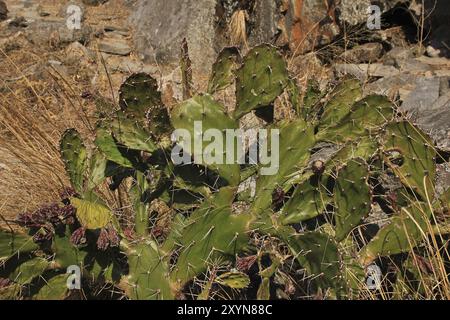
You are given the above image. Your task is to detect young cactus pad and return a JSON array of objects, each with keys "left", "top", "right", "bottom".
[
  {"left": 208, "top": 47, "right": 242, "bottom": 94},
  {"left": 119, "top": 73, "right": 162, "bottom": 120},
  {"left": 60, "top": 129, "right": 88, "bottom": 193}
]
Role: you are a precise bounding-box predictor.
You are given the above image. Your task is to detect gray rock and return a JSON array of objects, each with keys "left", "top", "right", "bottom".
[
  {"left": 5, "top": 0, "right": 41, "bottom": 21},
  {"left": 335, "top": 63, "right": 399, "bottom": 81},
  {"left": 130, "top": 0, "right": 218, "bottom": 77},
  {"left": 400, "top": 77, "right": 450, "bottom": 152},
  {"left": 98, "top": 38, "right": 131, "bottom": 56},
  {"left": 384, "top": 47, "right": 416, "bottom": 67},
  {"left": 37, "top": 5, "right": 51, "bottom": 17},
  {"left": 104, "top": 25, "right": 130, "bottom": 36},
  {"left": 401, "top": 77, "right": 440, "bottom": 113},
  {"left": 413, "top": 92, "right": 450, "bottom": 152},
  {"left": 338, "top": 0, "right": 408, "bottom": 25},
  {"left": 398, "top": 58, "right": 433, "bottom": 73},
  {"left": 25, "top": 19, "right": 92, "bottom": 46},
  {"left": 248, "top": 0, "right": 280, "bottom": 46},
  {"left": 107, "top": 56, "right": 159, "bottom": 74},
  {"left": 436, "top": 163, "right": 450, "bottom": 198},
  {"left": 278, "top": 0, "right": 340, "bottom": 54},
  {"left": 365, "top": 73, "right": 418, "bottom": 100}
]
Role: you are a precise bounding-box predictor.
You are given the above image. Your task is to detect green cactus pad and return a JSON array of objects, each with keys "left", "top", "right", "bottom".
[
  {"left": 256, "top": 254, "right": 281, "bottom": 300},
  {"left": 359, "top": 202, "right": 431, "bottom": 265},
  {"left": 161, "top": 213, "right": 186, "bottom": 254},
  {"left": 170, "top": 94, "right": 241, "bottom": 186},
  {"left": 119, "top": 73, "right": 162, "bottom": 120},
  {"left": 125, "top": 241, "right": 173, "bottom": 300},
  {"left": 86, "top": 151, "right": 107, "bottom": 190},
  {"left": 334, "top": 158, "right": 371, "bottom": 241},
  {"left": 9, "top": 257, "right": 50, "bottom": 285},
  {"left": 318, "top": 78, "right": 362, "bottom": 130},
  {"left": 145, "top": 104, "right": 172, "bottom": 143},
  {"left": 287, "top": 78, "right": 302, "bottom": 117},
  {"left": 33, "top": 274, "right": 70, "bottom": 300},
  {"left": 94, "top": 123, "right": 134, "bottom": 168},
  {"left": 326, "top": 138, "right": 378, "bottom": 173},
  {"left": 70, "top": 192, "right": 112, "bottom": 230},
  {"left": 281, "top": 175, "right": 332, "bottom": 225},
  {"left": 252, "top": 119, "right": 316, "bottom": 214},
  {"left": 234, "top": 44, "right": 288, "bottom": 119},
  {"left": 0, "top": 229, "right": 39, "bottom": 261},
  {"left": 301, "top": 79, "right": 324, "bottom": 120},
  {"left": 317, "top": 95, "right": 394, "bottom": 144},
  {"left": 283, "top": 231, "right": 342, "bottom": 289},
  {"left": 130, "top": 171, "right": 151, "bottom": 236},
  {"left": 60, "top": 129, "right": 88, "bottom": 193},
  {"left": 170, "top": 188, "right": 251, "bottom": 286},
  {"left": 381, "top": 121, "right": 436, "bottom": 201},
  {"left": 215, "top": 271, "right": 250, "bottom": 289},
  {"left": 111, "top": 117, "right": 157, "bottom": 153},
  {"left": 208, "top": 47, "right": 241, "bottom": 94}
]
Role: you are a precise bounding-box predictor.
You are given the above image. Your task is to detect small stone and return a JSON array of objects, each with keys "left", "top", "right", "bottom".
[
  {"left": 98, "top": 38, "right": 131, "bottom": 56},
  {"left": 384, "top": 47, "right": 415, "bottom": 67}
]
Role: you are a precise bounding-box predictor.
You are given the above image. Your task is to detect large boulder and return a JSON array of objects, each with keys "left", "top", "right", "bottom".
[
  {"left": 130, "top": 0, "right": 219, "bottom": 78},
  {"left": 129, "top": 0, "right": 280, "bottom": 78},
  {"left": 337, "top": 0, "right": 408, "bottom": 25}
]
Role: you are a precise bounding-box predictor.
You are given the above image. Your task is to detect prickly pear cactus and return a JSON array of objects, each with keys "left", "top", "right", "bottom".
[
  {"left": 170, "top": 188, "right": 251, "bottom": 287},
  {"left": 318, "top": 95, "right": 394, "bottom": 144},
  {"left": 94, "top": 122, "right": 135, "bottom": 168},
  {"left": 359, "top": 202, "right": 431, "bottom": 265},
  {"left": 283, "top": 230, "right": 343, "bottom": 290},
  {"left": 334, "top": 158, "right": 371, "bottom": 241},
  {"left": 5, "top": 43, "right": 448, "bottom": 300},
  {"left": 110, "top": 116, "right": 157, "bottom": 154},
  {"left": 0, "top": 230, "right": 38, "bottom": 261},
  {"left": 281, "top": 175, "right": 332, "bottom": 225},
  {"left": 70, "top": 192, "right": 112, "bottom": 230},
  {"left": 381, "top": 121, "right": 436, "bottom": 201},
  {"left": 252, "top": 119, "right": 315, "bottom": 215},
  {"left": 208, "top": 47, "right": 241, "bottom": 94},
  {"left": 170, "top": 94, "right": 241, "bottom": 186},
  {"left": 60, "top": 129, "right": 88, "bottom": 193},
  {"left": 234, "top": 45, "right": 288, "bottom": 119},
  {"left": 123, "top": 241, "right": 173, "bottom": 300},
  {"left": 119, "top": 73, "right": 162, "bottom": 120},
  {"left": 318, "top": 78, "right": 363, "bottom": 130}
]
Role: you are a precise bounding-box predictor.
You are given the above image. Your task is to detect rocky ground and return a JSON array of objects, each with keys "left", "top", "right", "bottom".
[{"left": 0, "top": 0, "right": 449, "bottom": 221}]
